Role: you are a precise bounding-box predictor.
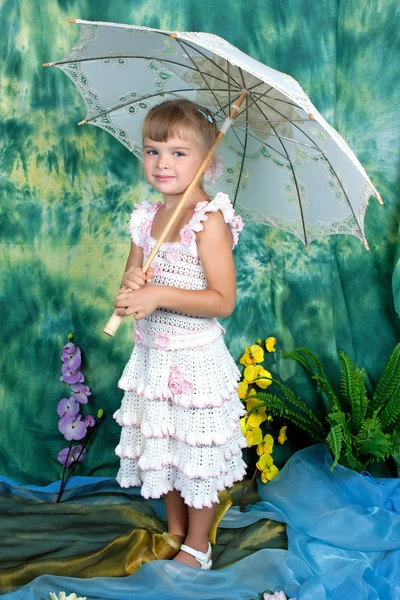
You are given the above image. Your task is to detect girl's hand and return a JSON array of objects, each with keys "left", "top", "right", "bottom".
[
  {"left": 121, "top": 266, "right": 155, "bottom": 290},
  {"left": 114, "top": 286, "right": 159, "bottom": 320}
]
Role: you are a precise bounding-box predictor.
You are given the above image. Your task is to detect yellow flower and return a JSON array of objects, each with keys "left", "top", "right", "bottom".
[
  {"left": 237, "top": 381, "right": 249, "bottom": 399},
  {"left": 254, "top": 367, "right": 273, "bottom": 389},
  {"left": 265, "top": 337, "right": 276, "bottom": 352},
  {"left": 278, "top": 425, "right": 288, "bottom": 445},
  {"left": 243, "top": 365, "right": 258, "bottom": 383},
  {"left": 256, "top": 433, "right": 274, "bottom": 456},
  {"left": 245, "top": 426, "right": 263, "bottom": 446},
  {"left": 246, "top": 397, "right": 267, "bottom": 414},
  {"left": 261, "top": 464, "right": 279, "bottom": 483},
  {"left": 247, "top": 412, "right": 267, "bottom": 428},
  {"left": 240, "top": 417, "right": 249, "bottom": 436},
  {"left": 239, "top": 344, "right": 264, "bottom": 366},
  {"left": 256, "top": 452, "right": 273, "bottom": 470}
]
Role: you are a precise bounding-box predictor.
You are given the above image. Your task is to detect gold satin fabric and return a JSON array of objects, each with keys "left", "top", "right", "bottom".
[{"left": 0, "top": 487, "right": 286, "bottom": 593}]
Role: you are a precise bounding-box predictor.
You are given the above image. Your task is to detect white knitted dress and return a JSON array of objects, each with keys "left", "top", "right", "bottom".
[{"left": 113, "top": 192, "right": 247, "bottom": 509}]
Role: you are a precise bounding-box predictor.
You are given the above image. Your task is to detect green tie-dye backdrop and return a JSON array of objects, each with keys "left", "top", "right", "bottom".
[{"left": 1, "top": 0, "right": 399, "bottom": 484}]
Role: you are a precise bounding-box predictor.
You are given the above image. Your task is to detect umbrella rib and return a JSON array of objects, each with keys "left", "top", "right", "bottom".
[
  {"left": 176, "top": 39, "right": 243, "bottom": 89},
  {"left": 81, "top": 87, "right": 232, "bottom": 124},
  {"left": 236, "top": 125, "right": 319, "bottom": 150},
  {"left": 250, "top": 93, "right": 363, "bottom": 234},
  {"left": 173, "top": 40, "right": 227, "bottom": 116},
  {"left": 250, "top": 89, "right": 305, "bottom": 110},
  {"left": 53, "top": 54, "right": 238, "bottom": 89},
  {"left": 233, "top": 127, "right": 291, "bottom": 161},
  {"left": 232, "top": 69, "right": 250, "bottom": 206},
  {"left": 234, "top": 121, "right": 318, "bottom": 150},
  {"left": 215, "top": 87, "right": 273, "bottom": 118},
  {"left": 251, "top": 100, "right": 309, "bottom": 248}
]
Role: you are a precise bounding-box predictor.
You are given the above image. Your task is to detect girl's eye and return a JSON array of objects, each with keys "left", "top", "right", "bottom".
[
  {"left": 146, "top": 150, "right": 157, "bottom": 155},
  {"left": 174, "top": 151, "right": 185, "bottom": 157}
]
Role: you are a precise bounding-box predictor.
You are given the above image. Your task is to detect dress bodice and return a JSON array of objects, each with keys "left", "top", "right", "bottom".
[{"left": 129, "top": 192, "right": 244, "bottom": 332}]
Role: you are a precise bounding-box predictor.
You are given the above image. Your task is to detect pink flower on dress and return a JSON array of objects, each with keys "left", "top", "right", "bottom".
[
  {"left": 168, "top": 365, "right": 194, "bottom": 396},
  {"left": 168, "top": 365, "right": 185, "bottom": 394},
  {"left": 140, "top": 219, "right": 152, "bottom": 237},
  {"left": 151, "top": 261, "right": 162, "bottom": 277},
  {"left": 143, "top": 239, "right": 153, "bottom": 256},
  {"left": 230, "top": 214, "right": 244, "bottom": 230},
  {"left": 194, "top": 201, "right": 209, "bottom": 213},
  {"left": 180, "top": 224, "right": 195, "bottom": 247},
  {"left": 149, "top": 201, "right": 163, "bottom": 213},
  {"left": 166, "top": 246, "right": 181, "bottom": 262},
  {"left": 134, "top": 327, "right": 144, "bottom": 345},
  {"left": 155, "top": 332, "right": 170, "bottom": 349},
  {"left": 182, "top": 379, "right": 194, "bottom": 394}
]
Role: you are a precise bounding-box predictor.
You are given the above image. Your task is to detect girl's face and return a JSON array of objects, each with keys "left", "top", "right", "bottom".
[{"left": 143, "top": 134, "right": 204, "bottom": 199}]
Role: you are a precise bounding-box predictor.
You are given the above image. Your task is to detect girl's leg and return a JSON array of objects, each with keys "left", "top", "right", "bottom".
[
  {"left": 164, "top": 490, "right": 189, "bottom": 536},
  {"left": 173, "top": 504, "right": 216, "bottom": 568}
]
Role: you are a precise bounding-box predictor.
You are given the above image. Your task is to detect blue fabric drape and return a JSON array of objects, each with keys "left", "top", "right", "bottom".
[{"left": 2, "top": 445, "right": 399, "bottom": 600}]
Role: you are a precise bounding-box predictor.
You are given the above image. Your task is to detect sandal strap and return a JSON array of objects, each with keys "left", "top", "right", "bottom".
[{"left": 180, "top": 542, "right": 212, "bottom": 568}]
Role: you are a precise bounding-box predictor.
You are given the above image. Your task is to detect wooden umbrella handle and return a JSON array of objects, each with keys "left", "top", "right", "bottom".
[{"left": 103, "top": 91, "right": 247, "bottom": 337}]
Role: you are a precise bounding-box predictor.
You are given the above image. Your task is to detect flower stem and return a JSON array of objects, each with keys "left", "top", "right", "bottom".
[
  {"left": 56, "top": 441, "right": 73, "bottom": 503},
  {"left": 240, "top": 467, "right": 260, "bottom": 512},
  {"left": 56, "top": 422, "right": 98, "bottom": 502}
]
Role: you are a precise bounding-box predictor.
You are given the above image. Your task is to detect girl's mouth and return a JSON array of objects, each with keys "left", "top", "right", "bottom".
[{"left": 155, "top": 175, "right": 175, "bottom": 181}]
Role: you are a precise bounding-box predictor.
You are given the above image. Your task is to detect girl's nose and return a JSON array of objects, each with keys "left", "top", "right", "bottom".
[{"left": 157, "top": 154, "right": 170, "bottom": 169}]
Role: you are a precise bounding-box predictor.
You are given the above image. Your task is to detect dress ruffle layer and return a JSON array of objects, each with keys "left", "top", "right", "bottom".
[{"left": 118, "top": 334, "right": 241, "bottom": 409}]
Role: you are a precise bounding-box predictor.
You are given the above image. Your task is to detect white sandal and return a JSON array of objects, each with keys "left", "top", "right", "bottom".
[{"left": 180, "top": 542, "right": 212, "bottom": 570}]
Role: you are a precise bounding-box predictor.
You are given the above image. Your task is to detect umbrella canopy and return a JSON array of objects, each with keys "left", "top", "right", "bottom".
[{"left": 44, "top": 19, "right": 382, "bottom": 251}]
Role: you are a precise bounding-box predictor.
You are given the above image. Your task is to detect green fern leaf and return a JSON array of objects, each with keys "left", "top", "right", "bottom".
[
  {"left": 371, "top": 343, "right": 400, "bottom": 413},
  {"left": 355, "top": 414, "right": 392, "bottom": 459},
  {"left": 281, "top": 350, "right": 316, "bottom": 376},
  {"left": 342, "top": 449, "right": 364, "bottom": 471},
  {"left": 339, "top": 351, "right": 358, "bottom": 412},
  {"left": 255, "top": 393, "right": 326, "bottom": 441},
  {"left": 379, "top": 386, "right": 400, "bottom": 430},
  {"left": 284, "top": 348, "right": 341, "bottom": 412},
  {"left": 269, "top": 378, "right": 325, "bottom": 435},
  {"left": 326, "top": 424, "right": 343, "bottom": 469}
]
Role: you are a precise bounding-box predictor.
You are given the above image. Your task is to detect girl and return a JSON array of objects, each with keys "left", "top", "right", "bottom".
[{"left": 113, "top": 98, "right": 247, "bottom": 570}]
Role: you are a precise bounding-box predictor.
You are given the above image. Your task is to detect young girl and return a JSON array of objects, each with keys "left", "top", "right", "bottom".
[{"left": 113, "top": 98, "right": 247, "bottom": 570}]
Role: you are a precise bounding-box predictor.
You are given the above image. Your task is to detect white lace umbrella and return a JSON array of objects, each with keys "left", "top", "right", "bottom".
[{"left": 44, "top": 19, "right": 382, "bottom": 333}]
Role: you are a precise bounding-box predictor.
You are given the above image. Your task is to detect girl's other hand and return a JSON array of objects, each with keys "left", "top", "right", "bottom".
[
  {"left": 114, "top": 286, "right": 159, "bottom": 320},
  {"left": 121, "top": 266, "right": 155, "bottom": 290}
]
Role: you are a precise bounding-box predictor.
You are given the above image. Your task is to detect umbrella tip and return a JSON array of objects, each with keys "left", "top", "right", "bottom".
[
  {"left": 376, "top": 193, "right": 384, "bottom": 205},
  {"left": 68, "top": 18, "right": 77, "bottom": 23},
  {"left": 170, "top": 33, "right": 178, "bottom": 38},
  {"left": 42, "top": 62, "right": 52, "bottom": 67},
  {"left": 305, "top": 244, "right": 309, "bottom": 254},
  {"left": 363, "top": 238, "right": 370, "bottom": 251},
  {"left": 78, "top": 118, "right": 88, "bottom": 126}
]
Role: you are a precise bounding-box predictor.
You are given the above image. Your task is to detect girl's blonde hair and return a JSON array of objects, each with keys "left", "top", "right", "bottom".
[{"left": 142, "top": 99, "right": 218, "bottom": 157}]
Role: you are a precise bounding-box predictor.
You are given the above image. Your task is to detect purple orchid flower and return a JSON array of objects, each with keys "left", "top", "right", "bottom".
[
  {"left": 61, "top": 343, "right": 82, "bottom": 371},
  {"left": 57, "top": 397, "right": 80, "bottom": 418},
  {"left": 59, "top": 362, "right": 84, "bottom": 384},
  {"left": 70, "top": 383, "right": 92, "bottom": 404},
  {"left": 58, "top": 413, "right": 87, "bottom": 441},
  {"left": 84, "top": 415, "right": 96, "bottom": 427},
  {"left": 58, "top": 445, "right": 87, "bottom": 467}
]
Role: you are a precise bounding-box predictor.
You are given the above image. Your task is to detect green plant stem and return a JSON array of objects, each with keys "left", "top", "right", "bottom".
[
  {"left": 56, "top": 421, "right": 98, "bottom": 503},
  {"left": 56, "top": 441, "right": 73, "bottom": 503},
  {"left": 240, "top": 467, "right": 260, "bottom": 512}
]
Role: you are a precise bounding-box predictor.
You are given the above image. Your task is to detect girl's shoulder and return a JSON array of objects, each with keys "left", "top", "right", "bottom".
[{"left": 187, "top": 192, "right": 244, "bottom": 249}]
